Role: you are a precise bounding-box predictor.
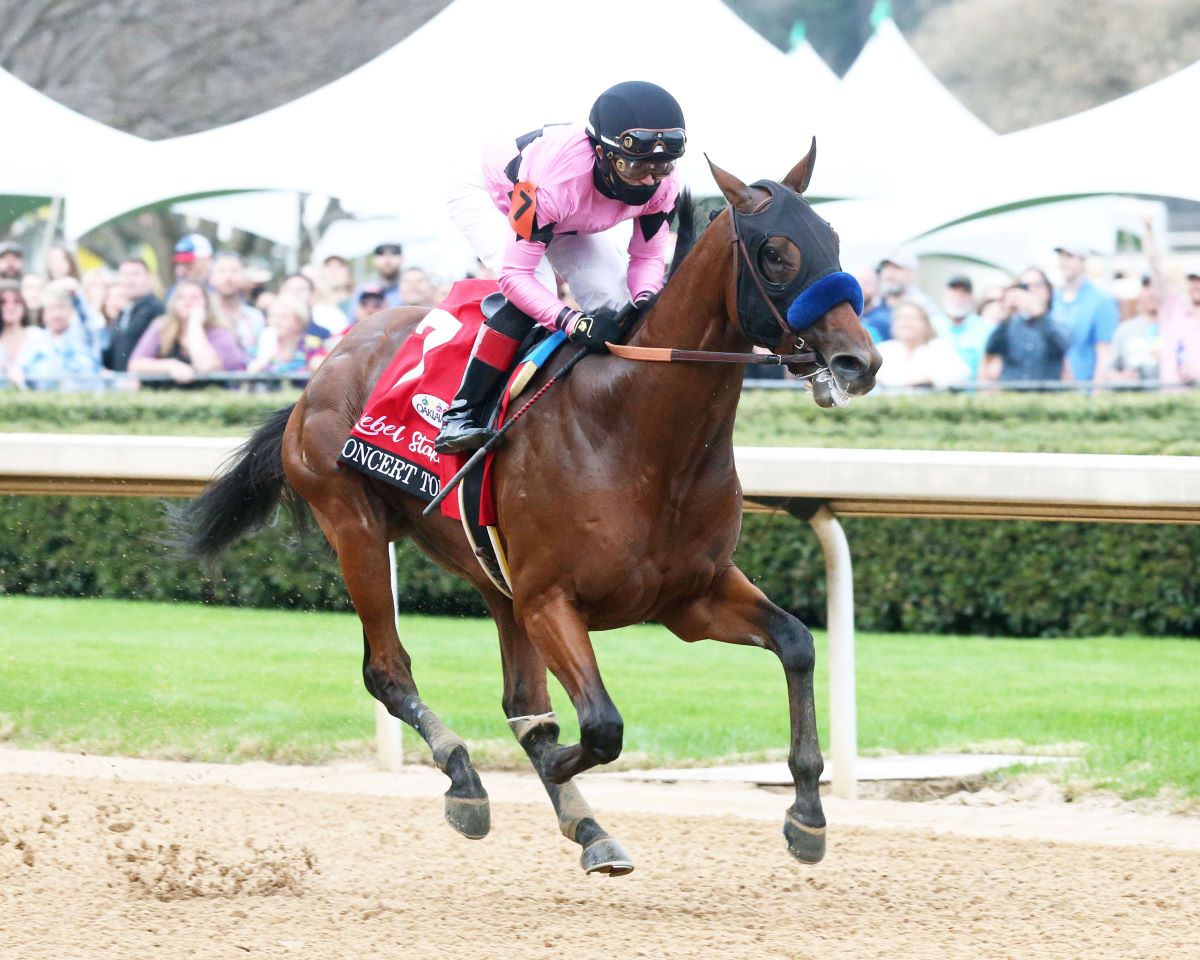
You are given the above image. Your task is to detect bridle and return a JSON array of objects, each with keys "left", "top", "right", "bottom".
[
  {"left": 727, "top": 194, "right": 817, "bottom": 367},
  {"left": 607, "top": 197, "right": 822, "bottom": 369}
]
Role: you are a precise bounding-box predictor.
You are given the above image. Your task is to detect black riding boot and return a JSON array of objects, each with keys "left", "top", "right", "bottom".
[
  {"left": 434, "top": 299, "right": 536, "bottom": 454},
  {"left": 434, "top": 357, "right": 509, "bottom": 453}
]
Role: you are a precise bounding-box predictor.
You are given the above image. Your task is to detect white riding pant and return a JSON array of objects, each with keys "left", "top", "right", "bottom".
[{"left": 445, "top": 163, "right": 628, "bottom": 315}]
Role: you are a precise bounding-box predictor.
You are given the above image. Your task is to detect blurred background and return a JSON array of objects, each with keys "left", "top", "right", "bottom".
[{"left": 4, "top": 0, "right": 1200, "bottom": 389}]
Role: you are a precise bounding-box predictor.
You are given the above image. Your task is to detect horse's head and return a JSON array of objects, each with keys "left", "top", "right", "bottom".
[{"left": 708, "top": 141, "right": 880, "bottom": 407}]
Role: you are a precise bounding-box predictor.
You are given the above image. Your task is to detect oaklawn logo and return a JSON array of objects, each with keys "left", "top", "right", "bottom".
[{"left": 412, "top": 393, "right": 448, "bottom": 428}]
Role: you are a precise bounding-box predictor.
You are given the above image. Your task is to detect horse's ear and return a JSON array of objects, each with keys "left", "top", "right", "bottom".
[
  {"left": 782, "top": 137, "right": 817, "bottom": 194},
  {"left": 705, "top": 154, "right": 759, "bottom": 214}
]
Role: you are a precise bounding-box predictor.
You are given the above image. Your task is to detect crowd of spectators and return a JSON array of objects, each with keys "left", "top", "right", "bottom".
[
  {"left": 0, "top": 235, "right": 456, "bottom": 391},
  {"left": 859, "top": 222, "right": 1199, "bottom": 390},
  {"left": 2, "top": 219, "right": 1198, "bottom": 392}
]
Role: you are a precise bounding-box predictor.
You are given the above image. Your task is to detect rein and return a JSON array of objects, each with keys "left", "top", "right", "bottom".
[{"left": 607, "top": 343, "right": 816, "bottom": 365}]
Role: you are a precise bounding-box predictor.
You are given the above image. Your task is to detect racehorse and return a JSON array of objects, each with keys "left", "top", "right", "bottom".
[{"left": 181, "top": 144, "right": 881, "bottom": 876}]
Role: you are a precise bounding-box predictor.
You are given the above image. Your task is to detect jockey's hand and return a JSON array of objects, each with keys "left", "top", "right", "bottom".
[{"left": 565, "top": 308, "right": 623, "bottom": 353}]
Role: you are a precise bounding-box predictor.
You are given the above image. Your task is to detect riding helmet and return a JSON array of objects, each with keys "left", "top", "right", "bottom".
[{"left": 586, "top": 81, "right": 686, "bottom": 205}]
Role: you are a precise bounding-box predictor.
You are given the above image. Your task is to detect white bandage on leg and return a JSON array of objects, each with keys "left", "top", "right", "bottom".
[{"left": 506, "top": 711, "right": 558, "bottom": 743}]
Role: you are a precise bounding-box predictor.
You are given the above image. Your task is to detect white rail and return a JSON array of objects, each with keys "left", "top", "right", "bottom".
[{"left": 4, "top": 433, "right": 1199, "bottom": 798}]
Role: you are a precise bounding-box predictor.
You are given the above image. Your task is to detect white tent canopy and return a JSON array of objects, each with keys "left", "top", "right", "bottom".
[
  {"left": 783, "top": 39, "right": 838, "bottom": 103},
  {"left": 64, "top": 0, "right": 805, "bottom": 243},
  {"left": 2, "top": 3, "right": 1193, "bottom": 275},
  {"left": 811, "top": 17, "right": 995, "bottom": 201},
  {"left": 0, "top": 67, "right": 145, "bottom": 201},
  {"left": 811, "top": 56, "right": 1200, "bottom": 259}
]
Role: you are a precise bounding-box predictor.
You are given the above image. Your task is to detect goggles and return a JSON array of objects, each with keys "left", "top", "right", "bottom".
[
  {"left": 613, "top": 127, "right": 686, "bottom": 159},
  {"left": 613, "top": 155, "right": 676, "bottom": 178}
]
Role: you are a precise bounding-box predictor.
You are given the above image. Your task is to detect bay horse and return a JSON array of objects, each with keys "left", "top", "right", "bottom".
[{"left": 182, "top": 145, "right": 881, "bottom": 875}]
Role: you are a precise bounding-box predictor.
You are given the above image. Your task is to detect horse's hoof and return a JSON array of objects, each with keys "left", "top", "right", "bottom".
[
  {"left": 444, "top": 794, "right": 491, "bottom": 840},
  {"left": 580, "top": 836, "right": 634, "bottom": 876},
  {"left": 783, "top": 813, "right": 826, "bottom": 864}
]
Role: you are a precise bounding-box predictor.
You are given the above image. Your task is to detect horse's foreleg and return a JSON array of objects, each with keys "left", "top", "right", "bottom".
[
  {"left": 661, "top": 565, "right": 826, "bottom": 865},
  {"left": 517, "top": 592, "right": 624, "bottom": 784},
  {"left": 491, "top": 602, "right": 633, "bottom": 876},
  {"left": 318, "top": 508, "right": 490, "bottom": 840}
]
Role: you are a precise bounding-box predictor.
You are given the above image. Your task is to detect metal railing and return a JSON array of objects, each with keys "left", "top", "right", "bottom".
[{"left": 3, "top": 434, "right": 1199, "bottom": 797}]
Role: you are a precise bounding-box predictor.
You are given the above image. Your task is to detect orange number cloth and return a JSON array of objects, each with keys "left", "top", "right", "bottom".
[{"left": 507, "top": 180, "right": 538, "bottom": 241}]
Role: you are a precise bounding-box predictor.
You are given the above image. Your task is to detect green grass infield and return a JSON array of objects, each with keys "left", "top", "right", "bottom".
[{"left": 1, "top": 597, "right": 1196, "bottom": 806}]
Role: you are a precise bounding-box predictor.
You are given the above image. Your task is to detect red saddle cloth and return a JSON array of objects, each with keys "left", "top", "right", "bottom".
[{"left": 339, "top": 278, "right": 500, "bottom": 522}]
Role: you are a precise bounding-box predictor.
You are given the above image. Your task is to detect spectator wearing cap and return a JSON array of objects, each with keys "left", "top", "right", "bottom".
[
  {"left": 1052, "top": 242, "right": 1119, "bottom": 382},
  {"left": 982, "top": 268, "right": 1071, "bottom": 385},
  {"left": 875, "top": 300, "right": 970, "bottom": 389},
  {"left": 210, "top": 253, "right": 266, "bottom": 352},
  {"left": 940, "top": 274, "right": 989, "bottom": 380},
  {"left": 104, "top": 258, "right": 165, "bottom": 373},
  {"left": 356, "top": 242, "right": 404, "bottom": 308},
  {"left": 1142, "top": 213, "right": 1200, "bottom": 385},
  {"left": 862, "top": 249, "right": 944, "bottom": 342},
  {"left": 351, "top": 284, "right": 387, "bottom": 327},
  {"left": 173, "top": 234, "right": 214, "bottom": 285},
  {"left": 0, "top": 241, "right": 25, "bottom": 281},
  {"left": 1107, "top": 278, "right": 1160, "bottom": 383}
]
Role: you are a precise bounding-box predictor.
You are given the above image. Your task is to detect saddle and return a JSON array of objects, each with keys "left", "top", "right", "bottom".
[{"left": 339, "top": 279, "right": 566, "bottom": 598}]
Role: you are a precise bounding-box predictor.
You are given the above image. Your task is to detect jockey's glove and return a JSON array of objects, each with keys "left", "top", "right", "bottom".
[{"left": 564, "top": 308, "right": 624, "bottom": 353}]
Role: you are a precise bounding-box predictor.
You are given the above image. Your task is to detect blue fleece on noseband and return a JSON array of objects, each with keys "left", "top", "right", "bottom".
[{"left": 786, "top": 271, "right": 864, "bottom": 331}]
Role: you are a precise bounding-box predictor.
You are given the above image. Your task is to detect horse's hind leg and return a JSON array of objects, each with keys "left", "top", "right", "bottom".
[
  {"left": 491, "top": 601, "right": 633, "bottom": 876},
  {"left": 314, "top": 506, "right": 490, "bottom": 840}
]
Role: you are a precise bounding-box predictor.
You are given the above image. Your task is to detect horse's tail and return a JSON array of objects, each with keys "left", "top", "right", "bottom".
[{"left": 176, "top": 404, "right": 306, "bottom": 562}]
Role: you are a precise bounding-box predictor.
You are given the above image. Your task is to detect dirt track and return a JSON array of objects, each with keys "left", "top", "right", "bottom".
[{"left": 2, "top": 750, "right": 1197, "bottom": 960}]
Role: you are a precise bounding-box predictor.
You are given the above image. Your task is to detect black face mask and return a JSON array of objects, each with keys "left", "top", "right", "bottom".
[
  {"left": 731, "top": 180, "right": 849, "bottom": 348},
  {"left": 593, "top": 156, "right": 660, "bottom": 206}
]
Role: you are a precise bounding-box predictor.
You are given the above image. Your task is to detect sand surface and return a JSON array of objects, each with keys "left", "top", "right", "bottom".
[{"left": 2, "top": 748, "right": 1197, "bottom": 959}]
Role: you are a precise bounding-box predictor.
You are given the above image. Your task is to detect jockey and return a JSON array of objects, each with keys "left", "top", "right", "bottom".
[{"left": 434, "top": 80, "right": 686, "bottom": 454}]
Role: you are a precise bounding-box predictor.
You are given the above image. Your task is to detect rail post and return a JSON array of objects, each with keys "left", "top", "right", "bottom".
[
  {"left": 374, "top": 542, "right": 405, "bottom": 770},
  {"left": 805, "top": 504, "right": 859, "bottom": 799}
]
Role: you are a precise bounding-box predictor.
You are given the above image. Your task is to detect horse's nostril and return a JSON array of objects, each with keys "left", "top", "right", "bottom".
[{"left": 830, "top": 354, "right": 868, "bottom": 380}]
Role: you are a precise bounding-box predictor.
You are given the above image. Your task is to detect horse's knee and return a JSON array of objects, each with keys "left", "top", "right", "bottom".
[
  {"left": 580, "top": 707, "right": 624, "bottom": 765},
  {"left": 772, "top": 612, "right": 816, "bottom": 675}
]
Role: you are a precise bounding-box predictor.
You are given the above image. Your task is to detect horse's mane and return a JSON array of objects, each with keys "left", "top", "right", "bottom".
[{"left": 665, "top": 189, "right": 696, "bottom": 282}]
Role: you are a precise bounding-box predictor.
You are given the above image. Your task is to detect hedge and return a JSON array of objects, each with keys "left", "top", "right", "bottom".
[
  {"left": 2, "top": 388, "right": 1197, "bottom": 636},
  {"left": 1, "top": 496, "right": 1196, "bottom": 637},
  {"left": 3, "top": 387, "right": 1198, "bottom": 453}
]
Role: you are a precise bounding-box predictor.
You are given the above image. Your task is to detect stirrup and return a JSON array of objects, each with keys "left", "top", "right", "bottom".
[{"left": 434, "top": 415, "right": 495, "bottom": 454}]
